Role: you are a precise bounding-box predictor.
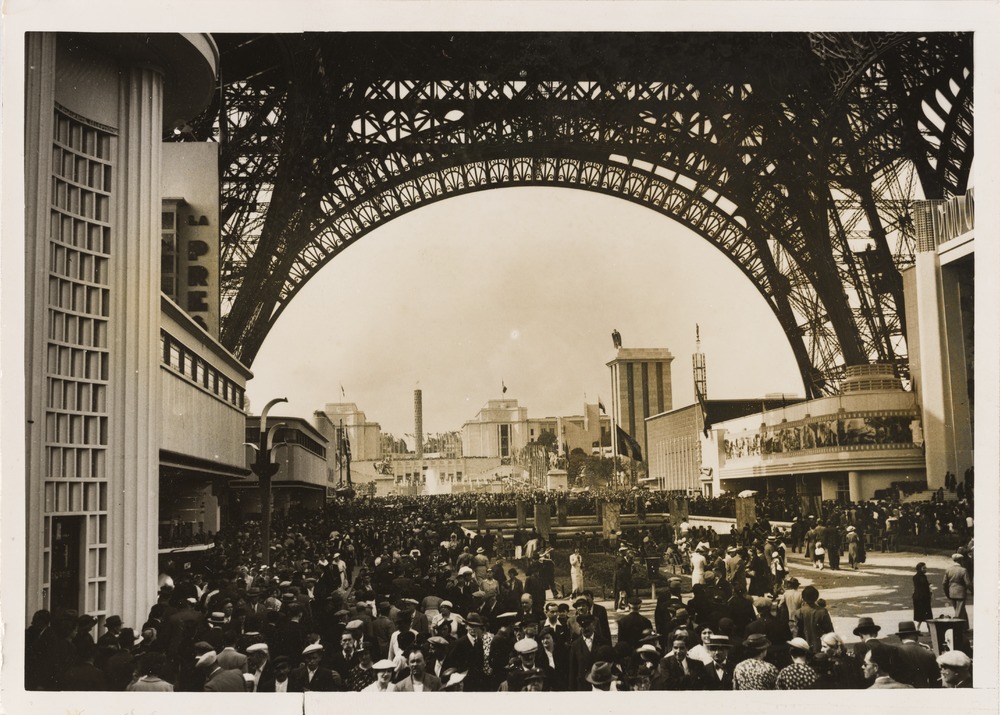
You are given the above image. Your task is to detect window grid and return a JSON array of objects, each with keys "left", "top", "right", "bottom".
[{"left": 43, "top": 108, "right": 111, "bottom": 616}]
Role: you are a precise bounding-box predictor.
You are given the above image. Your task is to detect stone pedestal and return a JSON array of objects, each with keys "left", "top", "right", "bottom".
[
  {"left": 534, "top": 504, "right": 551, "bottom": 539},
  {"left": 516, "top": 500, "right": 528, "bottom": 528},
  {"left": 601, "top": 502, "right": 621, "bottom": 539},
  {"left": 557, "top": 498, "right": 568, "bottom": 526}
]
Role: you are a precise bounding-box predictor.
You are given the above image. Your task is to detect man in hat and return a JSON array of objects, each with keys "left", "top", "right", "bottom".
[
  {"left": 198, "top": 651, "right": 246, "bottom": 692},
  {"left": 245, "top": 641, "right": 271, "bottom": 691},
  {"left": 259, "top": 655, "right": 291, "bottom": 692},
  {"left": 725, "top": 545, "right": 747, "bottom": 591},
  {"left": 936, "top": 649, "right": 972, "bottom": 688},
  {"left": 363, "top": 659, "right": 397, "bottom": 692},
  {"left": 216, "top": 629, "right": 247, "bottom": 672},
  {"left": 942, "top": 553, "right": 972, "bottom": 620},
  {"left": 893, "top": 621, "right": 938, "bottom": 688},
  {"left": 581, "top": 590, "right": 612, "bottom": 646},
  {"left": 617, "top": 596, "right": 652, "bottom": 650},
  {"left": 290, "top": 642, "right": 342, "bottom": 691},
  {"left": 796, "top": 585, "right": 834, "bottom": 653},
  {"left": 699, "top": 635, "right": 735, "bottom": 689},
  {"left": 395, "top": 647, "right": 442, "bottom": 691},
  {"left": 733, "top": 633, "right": 778, "bottom": 689},
  {"left": 442, "top": 611, "right": 489, "bottom": 691},
  {"left": 654, "top": 576, "right": 685, "bottom": 637},
  {"left": 97, "top": 615, "right": 123, "bottom": 652},
  {"left": 584, "top": 661, "right": 619, "bottom": 691},
  {"left": 370, "top": 601, "right": 395, "bottom": 659},
  {"left": 425, "top": 636, "right": 451, "bottom": 680},
  {"left": 613, "top": 545, "right": 634, "bottom": 612},
  {"left": 852, "top": 616, "right": 882, "bottom": 643},
  {"left": 566, "top": 613, "right": 598, "bottom": 690}
]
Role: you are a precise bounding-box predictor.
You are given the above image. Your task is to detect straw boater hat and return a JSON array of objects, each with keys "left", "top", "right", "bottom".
[
  {"left": 706, "top": 635, "right": 733, "bottom": 649},
  {"left": 372, "top": 659, "right": 395, "bottom": 671}
]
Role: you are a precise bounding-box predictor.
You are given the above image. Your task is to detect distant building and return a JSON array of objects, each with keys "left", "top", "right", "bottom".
[
  {"left": 527, "top": 403, "right": 611, "bottom": 455},
  {"left": 462, "top": 399, "right": 529, "bottom": 458},
  {"left": 700, "top": 365, "right": 924, "bottom": 502},
  {"left": 314, "top": 402, "right": 382, "bottom": 466},
  {"left": 607, "top": 347, "right": 674, "bottom": 460},
  {"left": 646, "top": 398, "right": 795, "bottom": 495},
  {"left": 236, "top": 416, "right": 330, "bottom": 513}
]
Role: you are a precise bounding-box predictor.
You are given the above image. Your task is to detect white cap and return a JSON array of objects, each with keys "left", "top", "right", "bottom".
[
  {"left": 195, "top": 651, "right": 217, "bottom": 668},
  {"left": 514, "top": 638, "right": 538, "bottom": 654},
  {"left": 459, "top": 566, "right": 474, "bottom": 575},
  {"left": 246, "top": 642, "right": 269, "bottom": 654},
  {"left": 302, "top": 643, "right": 324, "bottom": 656}
]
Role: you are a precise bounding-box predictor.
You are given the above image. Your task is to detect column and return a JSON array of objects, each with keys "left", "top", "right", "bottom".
[{"left": 107, "top": 65, "right": 165, "bottom": 630}]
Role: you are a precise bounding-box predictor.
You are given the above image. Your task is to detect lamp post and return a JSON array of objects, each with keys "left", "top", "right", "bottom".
[{"left": 246, "top": 397, "right": 287, "bottom": 570}]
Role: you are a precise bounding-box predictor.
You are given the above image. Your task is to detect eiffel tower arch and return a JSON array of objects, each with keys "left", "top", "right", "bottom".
[{"left": 185, "top": 32, "right": 973, "bottom": 398}]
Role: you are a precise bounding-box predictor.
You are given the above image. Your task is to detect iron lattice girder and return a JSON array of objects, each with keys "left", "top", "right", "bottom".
[{"left": 210, "top": 32, "right": 972, "bottom": 395}]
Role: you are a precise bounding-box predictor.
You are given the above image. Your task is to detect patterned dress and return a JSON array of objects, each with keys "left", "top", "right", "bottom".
[
  {"left": 733, "top": 658, "right": 779, "bottom": 690},
  {"left": 776, "top": 662, "right": 818, "bottom": 690}
]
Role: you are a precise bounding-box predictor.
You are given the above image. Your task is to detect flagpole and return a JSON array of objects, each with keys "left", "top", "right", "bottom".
[{"left": 610, "top": 360, "right": 619, "bottom": 488}]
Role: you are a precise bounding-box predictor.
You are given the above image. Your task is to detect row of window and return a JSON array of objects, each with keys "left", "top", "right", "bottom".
[
  {"left": 161, "top": 331, "right": 245, "bottom": 409},
  {"left": 244, "top": 426, "right": 327, "bottom": 459}
]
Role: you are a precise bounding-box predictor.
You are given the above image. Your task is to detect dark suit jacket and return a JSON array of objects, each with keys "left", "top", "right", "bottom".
[
  {"left": 395, "top": 672, "right": 442, "bottom": 691},
  {"left": 203, "top": 667, "right": 247, "bottom": 692},
  {"left": 591, "top": 604, "right": 612, "bottom": 647},
  {"left": 289, "top": 665, "right": 343, "bottom": 692},
  {"left": 617, "top": 611, "right": 653, "bottom": 649},
  {"left": 657, "top": 656, "right": 707, "bottom": 690},
  {"left": 895, "top": 641, "right": 939, "bottom": 688},
  {"left": 443, "top": 635, "right": 488, "bottom": 691},
  {"left": 699, "top": 660, "right": 735, "bottom": 690},
  {"left": 566, "top": 635, "right": 596, "bottom": 691}
]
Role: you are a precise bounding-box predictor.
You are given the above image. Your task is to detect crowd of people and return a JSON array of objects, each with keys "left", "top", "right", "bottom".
[{"left": 26, "top": 491, "right": 974, "bottom": 693}]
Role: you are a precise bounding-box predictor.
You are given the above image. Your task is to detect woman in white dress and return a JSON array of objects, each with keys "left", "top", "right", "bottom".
[
  {"left": 569, "top": 547, "right": 584, "bottom": 597},
  {"left": 690, "top": 544, "right": 708, "bottom": 585}
]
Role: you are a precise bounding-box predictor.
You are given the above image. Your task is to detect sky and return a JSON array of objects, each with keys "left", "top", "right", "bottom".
[{"left": 246, "top": 186, "right": 804, "bottom": 437}]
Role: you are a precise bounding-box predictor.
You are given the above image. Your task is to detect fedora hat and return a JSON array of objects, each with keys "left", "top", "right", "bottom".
[
  {"left": 585, "top": 661, "right": 615, "bottom": 685},
  {"left": 853, "top": 617, "right": 881, "bottom": 636},
  {"left": 896, "top": 621, "right": 920, "bottom": 637}
]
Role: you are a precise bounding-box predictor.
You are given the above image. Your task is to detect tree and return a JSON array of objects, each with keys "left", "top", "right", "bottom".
[{"left": 536, "top": 429, "right": 558, "bottom": 450}]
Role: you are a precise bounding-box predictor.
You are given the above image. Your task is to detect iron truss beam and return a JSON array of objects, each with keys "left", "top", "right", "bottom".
[{"left": 184, "top": 33, "right": 972, "bottom": 397}]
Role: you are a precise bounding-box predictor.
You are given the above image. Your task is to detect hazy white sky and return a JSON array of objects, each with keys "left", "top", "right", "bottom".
[{"left": 246, "top": 186, "right": 804, "bottom": 437}]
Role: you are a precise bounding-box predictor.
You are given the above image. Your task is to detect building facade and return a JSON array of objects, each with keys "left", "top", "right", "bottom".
[
  {"left": 607, "top": 347, "right": 674, "bottom": 460},
  {"left": 24, "top": 32, "right": 226, "bottom": 628},
  {"left": 462, "top": 399, "right": 529, "bottom": 458},
  {"left": 701, "top": 365, "right": 925, "bottom": 502},
  {"left": 235, "top": 416, "right": 330, "bottom": 514},
  {"left": 903, "top": 190, "right": 974, "bottom": 489}
]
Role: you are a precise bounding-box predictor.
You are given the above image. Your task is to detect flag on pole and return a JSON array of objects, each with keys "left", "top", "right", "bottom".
[
  {"left": 695, "top": 385, "right": 711, "bottom": 438},
  {"left": 598, "top": 398, "right": 606, "bottom": 414},
  {"left": 340, "top": 384, "right": 346, "bottom": 398},
  {"left": 502, "top": 381, "right": 507, "bottom": 394},
  {"left": 616, "top": 425, "right": 643, "bottom": 461}
]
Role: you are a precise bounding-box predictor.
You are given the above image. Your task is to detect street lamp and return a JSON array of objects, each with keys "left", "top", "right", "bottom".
[{"left": 245, "top": 397, "right": 287, "bottom": 570}]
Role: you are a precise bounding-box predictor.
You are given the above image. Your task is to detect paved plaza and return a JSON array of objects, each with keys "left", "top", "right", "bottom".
[{"left": 590, "top": 548, "right": 975, "bottom": 646}]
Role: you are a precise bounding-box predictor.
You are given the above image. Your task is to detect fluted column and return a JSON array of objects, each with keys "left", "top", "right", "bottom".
[{"left": 107, "top": 65, "right": 164, "bottom": 628}]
